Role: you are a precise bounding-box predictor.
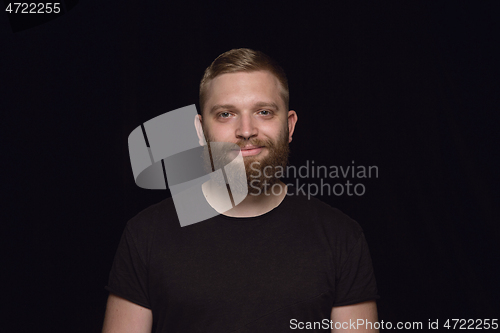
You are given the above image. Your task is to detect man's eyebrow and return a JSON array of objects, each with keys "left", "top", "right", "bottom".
[
  {"left": 209, "top": 102, "right": 280, "bottom": 115},
  {"left": 254, "top": 102, "right": 279, "bottom": 110},
  {"left": 209, "top": 104, "right": 236, "bottom": 114}
]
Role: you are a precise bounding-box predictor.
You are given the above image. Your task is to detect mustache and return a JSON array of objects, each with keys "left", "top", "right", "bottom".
[{"left": 235, "top": 138, "right": 274, "bottom": 149}]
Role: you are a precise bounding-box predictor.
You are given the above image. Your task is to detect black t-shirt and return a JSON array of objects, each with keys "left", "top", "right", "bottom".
[{"left": 106, "top": 188, "right": 379, "bottom": 332}]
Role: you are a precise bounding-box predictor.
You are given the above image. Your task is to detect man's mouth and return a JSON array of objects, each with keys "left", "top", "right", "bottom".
[{"left": 239, "top": 145, "right": 265, "bottom": 157}]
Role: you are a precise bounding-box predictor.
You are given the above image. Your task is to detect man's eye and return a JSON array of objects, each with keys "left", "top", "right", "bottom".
[
  {"left": 259, "top": 110, "right": 271, "bottom": 116},
  {"left": 219, "top": 112, "right": 231, "bottom": 118}
]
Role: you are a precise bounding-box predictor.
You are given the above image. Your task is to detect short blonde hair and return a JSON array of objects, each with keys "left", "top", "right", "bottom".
[{"left": 199, "top": 48, "right": 289, "bottom": 114}]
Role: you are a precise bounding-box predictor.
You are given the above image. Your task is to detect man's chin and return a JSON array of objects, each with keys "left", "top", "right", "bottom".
[{"left": 243, "top": 156, "right": 262, "bottom": 168}]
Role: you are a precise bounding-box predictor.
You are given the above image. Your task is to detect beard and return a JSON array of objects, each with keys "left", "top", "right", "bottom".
[{"left": 202, "top": 124, "right": 290, "bottom": 196}]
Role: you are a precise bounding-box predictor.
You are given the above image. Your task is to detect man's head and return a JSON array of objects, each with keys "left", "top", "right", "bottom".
[
  {"left": 196, "top": 48, "right": 298, "bottom": 194},
  {"left": 199, "top": 48, "right": 289, "bottom": 115}
]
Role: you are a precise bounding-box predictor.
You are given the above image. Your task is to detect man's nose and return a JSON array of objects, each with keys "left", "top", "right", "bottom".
[{"left": 235, "top": 114, "right": 258, "bottom": 140}]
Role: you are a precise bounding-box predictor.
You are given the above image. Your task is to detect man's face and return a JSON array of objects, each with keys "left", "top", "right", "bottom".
[{"left": 200, "top": 70, "right": 297, "bottom": 193}]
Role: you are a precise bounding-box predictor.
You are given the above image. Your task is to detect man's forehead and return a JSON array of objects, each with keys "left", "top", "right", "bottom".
[
  {"left": 204, "top": 71, "right": 285, "bottom": 110},
  {"left": 209, "top": 71, "right": 279, "bottom": 90}
]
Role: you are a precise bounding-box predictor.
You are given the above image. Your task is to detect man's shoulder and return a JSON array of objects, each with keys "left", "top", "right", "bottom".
[
  {"left": 124, "top": 196, "right": 179, "bottom": 235},
  {"left": 285, "top": 190, "right": 364, "bottom": 240}
]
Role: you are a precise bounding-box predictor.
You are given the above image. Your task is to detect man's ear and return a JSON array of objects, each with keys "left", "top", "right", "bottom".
[
  {"left": 194, "top": 114, "right": 207, "bottom": 146},
  {"left": 287, "top": 110, "right": 298, "bottom": 143}
]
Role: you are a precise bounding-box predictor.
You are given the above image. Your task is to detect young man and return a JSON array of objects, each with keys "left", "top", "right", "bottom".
[{"left": 102, "top": 48, "right": 379, "bottom": 332}]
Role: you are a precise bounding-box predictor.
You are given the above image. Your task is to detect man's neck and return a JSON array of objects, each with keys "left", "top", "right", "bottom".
[{"left": 202, "top": 180, "right": 288, "bottom": 218}]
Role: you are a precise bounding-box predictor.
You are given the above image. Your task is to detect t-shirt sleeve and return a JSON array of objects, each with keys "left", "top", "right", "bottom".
[
  {"left": 333, "top": 231, "right": 379, "bottom": 306},
  {"left": 105, "top": 222, "right": 151, "bottom": 309}
]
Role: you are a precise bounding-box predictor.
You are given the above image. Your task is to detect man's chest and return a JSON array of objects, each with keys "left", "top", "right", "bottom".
[{"left": 147, "top": 224, "right": 335, "bottom": 330}]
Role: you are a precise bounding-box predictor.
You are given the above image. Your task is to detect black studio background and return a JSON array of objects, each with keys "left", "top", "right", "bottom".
[{"left": 2, "top": 1, "right": 499, "bottom": 332}]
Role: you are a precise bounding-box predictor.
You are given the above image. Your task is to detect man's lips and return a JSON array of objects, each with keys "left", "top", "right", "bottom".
[{"left": 237, "top": 146, "right": 265, "bottom": 157}]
